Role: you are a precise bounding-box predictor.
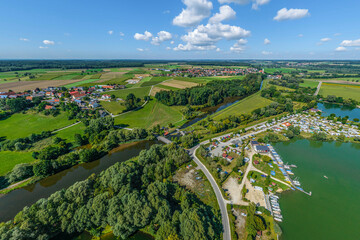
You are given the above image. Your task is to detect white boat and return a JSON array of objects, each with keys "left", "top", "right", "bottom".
[
  {"left": 324, "top": 175, "right": 328, "bottom": 179},
  {"left": 270, "top": 195, "right": 279, "bottom": 199},
  {"left": 293, "top": 180, "right": 301, "bottom": 186},
  {"left": 274, "top": 214, "right": 283, "bottom": 219},
  {"left": 274, "top": 217, "right": 283, "bottom": 222},
  {"left": 273, "top": 210, "right": 281, "bottom": 215}
]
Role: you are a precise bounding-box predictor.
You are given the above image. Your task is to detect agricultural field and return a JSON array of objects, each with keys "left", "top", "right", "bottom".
[
  {"left": 114, "top": 100, "right": 184, "bottom": 128},
  {"left": 319, "top": 83, "right": 360, "bottom": 101},
  {"left": 141, "top": 77, "right": 171, "bottom": 87},
  {"left": 0, "top": 79, "right": 82, "bottom": 92},
  {"left": 264, "top": 68, "right": 296, "bottom": 74},
  {"left": 161, "top": 80, "right": 199, "bottom": 89},
  {"left": 52, "top": 73, "right": 84, "bottom": 80},
  {"left": 101, "top": 101, "right": 126, "bottom": 115},
  {"left": 212, "top": 92, "right": 273, "bottom": 120},
  {"left": 103, "top": 86, "right": 151, "bottom": 99},
  {"left": 63, "top": 79, "right": 100, "bottom": 88},
  {"left": 300, "top": 79, "right": 320, "bottom": 88},
  {"left": 0, "top": 151, "right": 35, "bottom": 176},
  {"left": 0, "top": 112, "right": 77, "bottom": 140}
]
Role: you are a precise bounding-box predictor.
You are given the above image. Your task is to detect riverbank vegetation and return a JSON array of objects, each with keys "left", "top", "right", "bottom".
[
  {"left": 0, "top": 117, "right": 151, "bottom": 191},
  {"left": 0, "top": 144, "right": 222, "bottom": 240}
]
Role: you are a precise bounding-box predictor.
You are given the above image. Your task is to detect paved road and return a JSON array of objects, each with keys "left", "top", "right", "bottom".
[
  {"left": 314, "top": 81, "right": 322, "bottom": 96},
  {"left": 189, "top": 145, "right": 231, "bottom": 240}
]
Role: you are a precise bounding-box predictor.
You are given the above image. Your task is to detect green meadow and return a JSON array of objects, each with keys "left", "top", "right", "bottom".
[
  {"left": 0, "top": 151, "right": 34, "bottom": 176},
  {"left": 114, "top": 100, "right": 183, "bottom": 128},
  {"left": 319, "top": 83, "right": 360, "bottom": 101},
  {"left": 0, "top": 112, "right": 76, "bottom": 140},
  {"left": 212, "top": 92, "right": 273, "bottom": 120}
]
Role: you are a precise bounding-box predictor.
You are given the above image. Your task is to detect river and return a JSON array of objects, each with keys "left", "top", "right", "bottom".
[
  {"left": 0, "top": 140, "right": 158, "bottom": 222},
  {"left": 273, "top": 139, "right": 360, "bottom": 240},
  {"left": 317, "top": 103, "right": 360, "bottom": 121}
]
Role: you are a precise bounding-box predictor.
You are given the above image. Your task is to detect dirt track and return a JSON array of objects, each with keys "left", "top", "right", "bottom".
[{"left": 0, "top": 80, "right": 81, "bottom": 92}]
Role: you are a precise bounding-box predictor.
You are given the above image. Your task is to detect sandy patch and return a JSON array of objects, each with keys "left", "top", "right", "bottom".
[
  {"left": 174, "top": 168, "right": 196, "bottom": 188},
  {"left": 161, "top": 80, "right": 198, "bottom": 89},
  {"left": 232, "top": 208, "right": 246, "bottom": 240},
  {"left": 0, "top": 80, "right": 82, "bottom": 92},
  {"left": 150, "top": 86, "right": 169, "bottom": 96},
  {"left": 245, "top": 179, "right": 266, "bottom": 208},
  {"left": 223, "top": 177, "right": 242, "bottom": 205}
]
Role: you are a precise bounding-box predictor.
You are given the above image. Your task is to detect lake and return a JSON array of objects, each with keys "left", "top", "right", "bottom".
[
  {"left": 0, "top": 140, "right": 158, "bottom": 222},
  {"left": 273, "top": 139, "right": 360, "bottom": 240},
  {"left": 317, "top": 103, "right": 360, "bottom": 121}
]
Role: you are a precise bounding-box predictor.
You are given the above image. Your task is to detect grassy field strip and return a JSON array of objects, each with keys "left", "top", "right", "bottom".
[
  {"left": 319, "top": 83, "right": 360, "bottom": 101},
  {"left": 212, "top": 92, "right": 273, "bottom": 120},
  {"left": 64, "top": 79, "right": 100, "bottom": 88}
]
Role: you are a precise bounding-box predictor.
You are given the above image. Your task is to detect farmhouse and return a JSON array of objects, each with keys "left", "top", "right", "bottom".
[
  {"left": 45, "top": 105, "right": 56, "bottom": 110},
  {"left": 102, "top": 94, "right": 111, "bottom": 100}
]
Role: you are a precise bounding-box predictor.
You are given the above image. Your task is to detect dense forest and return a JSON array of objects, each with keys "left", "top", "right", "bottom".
[
  {"left": 155, "top": 74, "right": 263, "bottom": 107},
  {"left": 0, "top": 145, "right": 222, "bottom": 240},
  {"left": 0, "top": 60, "right": 153, "bottom": 72}
]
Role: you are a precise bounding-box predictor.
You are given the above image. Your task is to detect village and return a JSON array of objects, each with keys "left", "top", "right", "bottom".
[
  {"left": 153, "top": 67, "right": 264, "bottom": 78},
  {"left": 0, "top": 84, "right": 127, "bottom": 113}
]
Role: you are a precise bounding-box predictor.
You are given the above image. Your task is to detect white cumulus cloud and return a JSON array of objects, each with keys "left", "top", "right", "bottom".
[
  {"left": 39, "top": 46, "right": 48, "bottom": 49},
  {"left": 274, "top": 8, "right": 310, "bottom": 21},
  {"left": 19, "top": 38, "right": 29, "bottom": 42},
  {"left": 264, "top": 38, "right": 271, "bottom": 45},
  {"left": 119, "top": 32, "right": 125, "bottom": 36},
  {"left": 134, "top": 31, "right": 153, "bottom": 41},
  {"left": 209, "top": 5, "right": 236, "bottom": 23},
  {"left": 108, "top": 30, "right": 114, "bottom": 35},
  {"left": 252, "top": 0, "right": 270, "bottom": 10},
  {"left": 340, "top": 39, "right": 360, "bottom": 47},
  {"left": 218, "top": 0, "right": 249, "bottom": 5},
  {"left": 335, "top": 46, "right": 346, "bottom": 52},
  {"left": 151, "top": 31, "right": 173, "bottom": 45},
  {"left": 173, "top": 0, "right": 213, "bottom": 27},
  {"left": 175, "top": 22, "right": 250, "bottom": 51},
  {"left": 43, "top": 40, "right": 55, "bottom": 45},
  {"left": 137, "top": 48, "right": 145, "bottom": 52}
]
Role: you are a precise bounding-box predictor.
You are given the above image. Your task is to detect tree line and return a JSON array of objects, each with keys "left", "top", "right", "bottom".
[
  {"left": 155, "top": 74, "right": 262, "bottom": 107},
  {"left": 0, "top": 144, "right": 222, "bottom": 240}
]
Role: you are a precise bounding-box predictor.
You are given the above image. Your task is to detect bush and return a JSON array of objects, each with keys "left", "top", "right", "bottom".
[{"left": 7, "top": 163, "right": 33, "bottom": 183}]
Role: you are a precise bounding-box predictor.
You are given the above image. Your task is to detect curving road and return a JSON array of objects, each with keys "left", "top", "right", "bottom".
[{"left": 189, "top": 145, "right": 231, "bottom": 240}]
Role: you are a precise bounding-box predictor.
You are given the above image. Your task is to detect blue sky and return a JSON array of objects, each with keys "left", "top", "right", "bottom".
[{"left": 0, "top": 0, "right": 359, "bottom": 59}]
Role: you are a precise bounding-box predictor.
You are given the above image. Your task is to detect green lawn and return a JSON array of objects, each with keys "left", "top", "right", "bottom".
[
  {"left": 114, "top": 100, "right": 183, "bottom": 128},
  {"left": 212, "top": 92, "right": 273, "bottom": 120},
  {"left": 0, "top": 112, "right": 76, "bottom": 140},
  {"left": 0, "top": 151, "right": 34, "bottom": 176},
  {"left": 300, "top": 79, "right": 320, "bottom": 88},
  {"left": 319, "top": 83, "right": 360, "bottom": 101},
  {"left": 104, "top": 86, "right": 151, "bottom": 99},
  {"left": 101, "top": 101, "right": 127, "bottom": 115}
]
